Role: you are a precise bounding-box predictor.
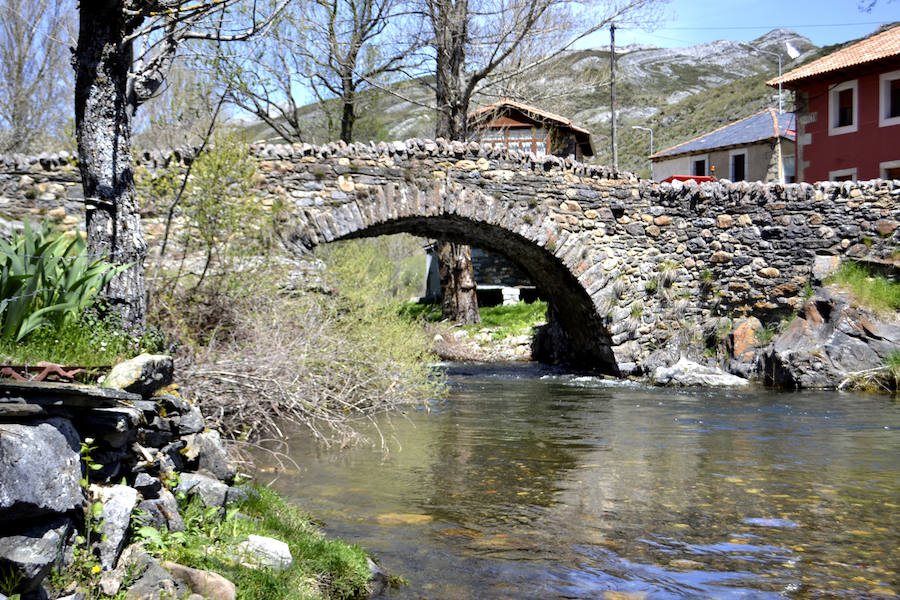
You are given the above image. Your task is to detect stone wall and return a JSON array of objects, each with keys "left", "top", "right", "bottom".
[{"left": 1, "top": 141, "right": 897, "bottom": 373}]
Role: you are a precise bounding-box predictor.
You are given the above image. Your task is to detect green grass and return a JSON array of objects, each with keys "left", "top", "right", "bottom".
[
  {"left": 825, "top": 262, "right": 900, "bottom": 315},
  {"left": 400, "top": 300, "right": 549, "bottom": 341},
  {"left": 473, "top": 301, "right": 548, "bottom": 340},
  {"left": 0, "top": 312, "right": 166, "bottom": 367},
  {"left": 138, "top": 487, "right": 372, "bottom": 600}
]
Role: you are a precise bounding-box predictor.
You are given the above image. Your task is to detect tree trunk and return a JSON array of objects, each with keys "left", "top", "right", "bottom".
[
  {"left": 340, "top": 90, "right": 355, "bottom": 142},
  {"left": 431, "top": 0, "right": 478, "bottom": 322},
  {"left": 74, "top": 3, "right": 147, "bottom": 327},
  {"left": 437, "top": 240, "right": 480, "bottom": 324}
]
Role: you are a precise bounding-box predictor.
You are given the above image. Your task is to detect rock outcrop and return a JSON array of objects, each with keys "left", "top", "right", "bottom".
[{"left": 757, "top": 286, "right": 900, "bottom": 389}]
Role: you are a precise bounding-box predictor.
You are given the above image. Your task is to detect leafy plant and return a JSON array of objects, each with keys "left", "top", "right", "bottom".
[{"left": 0, "top": 221, "right": 128, "bottom": 341}]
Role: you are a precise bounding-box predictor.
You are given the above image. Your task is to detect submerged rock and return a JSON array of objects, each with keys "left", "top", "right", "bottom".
[
  {"left": 652, "top": 357, "right": 750, "bottom": 387},
  {"left": 757, "top": 286, "right": 900, "bottom": 389}
]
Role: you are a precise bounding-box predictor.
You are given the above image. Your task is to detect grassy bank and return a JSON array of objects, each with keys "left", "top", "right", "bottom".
[
  {"left": 401, "top": 299, "right": 548, "bottom": 340},
  {"left": 824, "top": 261, "right": 900, "bottom": 315},
  {"left": 48, "top": 486, "right": 376, "bottom": 600}
]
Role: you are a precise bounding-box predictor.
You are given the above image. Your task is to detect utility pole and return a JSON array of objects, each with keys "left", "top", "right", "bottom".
[{"left": 610, "top": 22, "right": 618, "bottom": 171}]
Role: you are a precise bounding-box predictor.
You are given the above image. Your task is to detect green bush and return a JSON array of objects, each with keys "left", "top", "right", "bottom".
[{"left": 0, "top": 221, "right": 127, "bottom": 342}]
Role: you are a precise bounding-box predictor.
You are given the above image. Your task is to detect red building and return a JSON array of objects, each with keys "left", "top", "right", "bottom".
[{"left": 771, "top": 25, "right": 900, "bottom": 182}]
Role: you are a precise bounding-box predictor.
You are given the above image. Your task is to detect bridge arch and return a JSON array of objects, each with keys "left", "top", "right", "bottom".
[
  {"left": 252, "top": 138, "right": 897, "bottom": 376},
  {"left": 284, "top": 176, "right": 620, "bottom": 372}
]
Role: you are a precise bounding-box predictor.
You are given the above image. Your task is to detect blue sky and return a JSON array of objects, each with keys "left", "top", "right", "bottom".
[{"left": 579, "top": 0, "right": 899, "bottom": 49}]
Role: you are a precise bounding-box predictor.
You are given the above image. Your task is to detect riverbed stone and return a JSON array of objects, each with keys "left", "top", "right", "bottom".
[
  {"left": 366, "top": 558, "right": 389, "bottom": 598},
  {"left": 0, "top": 417, "right": 82, "bottom": 520},
  {"left": 653, "top": 357, "right": 749, "bottom": 387}
]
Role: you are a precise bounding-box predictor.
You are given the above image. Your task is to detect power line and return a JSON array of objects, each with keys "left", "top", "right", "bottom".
[{"left": 645, "top": 21, "right": 892, "bottom": 32}]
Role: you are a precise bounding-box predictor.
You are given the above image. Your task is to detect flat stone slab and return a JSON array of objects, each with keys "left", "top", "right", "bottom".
[{"left": 0, "top": 380, "right": 141, "bottom": 408}]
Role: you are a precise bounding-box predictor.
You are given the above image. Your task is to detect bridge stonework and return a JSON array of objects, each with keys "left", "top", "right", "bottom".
[
  {"left": 1, "top": 141, "right": 898, "bottom": 374},
  {"left": 254, "top": 139, "right": 898, "bottom": 373}
]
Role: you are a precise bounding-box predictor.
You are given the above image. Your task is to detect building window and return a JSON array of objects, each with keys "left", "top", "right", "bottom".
[
  {"left": 729, "top": 150, "right": 747, "bottom": 181},
  {"left": 692, "top": 157, "right": 707, "bottom": 176},
  {"left": 880, "top": 70, "right": 900, "bottom": 127},
  {"left": 828, "top": 80, "right": 858, "bottom": 135},
  {"left": 881, "top": 160, "right": 900, "bottom": 179},
  {"left": 783, "top": 156, "right": 796, "bottom": 183},
  {"left": 829, "top": 167, "right": 857, "bottom": 182}
]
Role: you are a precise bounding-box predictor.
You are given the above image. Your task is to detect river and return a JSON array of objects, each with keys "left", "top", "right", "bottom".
[{"left": 251, "top": 363, "right": 899, "bottom": 599}]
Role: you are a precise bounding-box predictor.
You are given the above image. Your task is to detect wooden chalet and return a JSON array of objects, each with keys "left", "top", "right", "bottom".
[{"left": 467, "top": 99, "right": 594, "bottom": 160}]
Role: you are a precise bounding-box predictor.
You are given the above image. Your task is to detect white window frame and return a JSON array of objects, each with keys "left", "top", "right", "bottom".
[
  {"left": 729, "top": 149, "right": 748, "bottom": 181},
  {"left": 690, "top": 153, "right": 709, "bottom": 176},
  {"left": 880, "top": 159, "right": 900, "bottom": 179},
  {"left": 829, "top": 167, "right": 857, "bottom": 181},
  {"left": 828, "top": 79, "right": 858, "bottom": 136},
  {"left": 879, "top": 69, "right": 900, "bottom": 128}
]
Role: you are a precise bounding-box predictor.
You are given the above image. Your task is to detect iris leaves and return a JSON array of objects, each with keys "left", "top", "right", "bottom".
[{"left": 0, "top": 221, "right": 129, "bottom": 341}]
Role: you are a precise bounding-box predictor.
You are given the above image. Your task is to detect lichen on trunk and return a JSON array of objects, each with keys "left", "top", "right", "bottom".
[{"left": 73, "top": 3, "right": 147, "bottom": 328}]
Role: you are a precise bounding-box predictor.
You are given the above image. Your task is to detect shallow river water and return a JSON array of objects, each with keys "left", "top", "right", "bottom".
[{"left": 251, "top": 363, "right": 899, "bottom": 599}]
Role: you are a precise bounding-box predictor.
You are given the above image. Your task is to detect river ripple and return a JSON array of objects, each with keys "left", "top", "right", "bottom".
[{"left": 251, "top": 363, "right": 899, "bottom": 599}]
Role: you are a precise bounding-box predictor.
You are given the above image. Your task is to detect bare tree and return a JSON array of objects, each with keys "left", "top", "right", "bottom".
[
  {"left": 223, "top": 0, "right": 420, "bottom": 144},
  {"left": 0, "top": 0, "right": 72, "bottom": 153},
  {"left": 421, "top": 0, "right": 661, "bottom": 323},
  {"left": 73, "top": 0, "right": 285, "bottom": 326}
]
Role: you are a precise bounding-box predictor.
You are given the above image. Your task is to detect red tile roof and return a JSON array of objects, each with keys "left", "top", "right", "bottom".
[{"left": 770, "top": 25, "right": 900, "bottom": 88}]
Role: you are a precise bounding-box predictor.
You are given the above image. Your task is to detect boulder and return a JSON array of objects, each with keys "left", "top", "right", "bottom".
[
  {"left": 0, "top": 517, "right": 73, "bottom": 593},
  {"left": 725, "top": 317, "right": 763, "bottom": 378},
  {"left": 0, "top": 418, "right": 82, "bottom": 520},
  {"left": 163, "top": 562, "right": 236, "bottom": 600},
  {"left": 175, "top": 473, "right": 228, "bottom": 510},
  {"left": 653, "top": 357, "right": 750, "bottom": 387},
  {"left": 366, "top": 558, "right": 389, "bottom": 598},
  {"left": 181, "top": 431, "right": 236, "bottom": 483},
  {"left": 234, "top": 535, "right": 293, "bottom": 571},
  {"left": 93, "top": 485, "right": 139, "bottom": 571},
  {"left": 136, "top": 488, "right": 184, "bottom": 533},
  {"left": 124, "top": 558, "right": 185, "bottom": 600},
  {"left": 757, "top": 286, "right": 900, "bottom": 389},
  {"left": 99, "top": 544, "right": 146, "bottom": 596},
  {"left": 174, "top": 405, "right": 205, "bottom": 435},
  {"left": 103, "top": 354, "right": 174, "bottom": 398},
  {"left": 133, "top": 473, "right": 162, "bottom": 500}
]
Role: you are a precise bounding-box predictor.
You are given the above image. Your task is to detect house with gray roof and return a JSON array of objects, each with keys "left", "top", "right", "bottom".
[{"left": 649, "top": 108, "right": 796, "bottom": 183}]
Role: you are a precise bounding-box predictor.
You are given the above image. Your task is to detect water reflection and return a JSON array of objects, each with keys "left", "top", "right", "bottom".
[{"left": 252, "top": 363, "right": 899, "bottom": 599}]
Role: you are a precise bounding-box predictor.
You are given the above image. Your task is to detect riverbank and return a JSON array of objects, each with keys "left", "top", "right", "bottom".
[
  {"left": 413, "top": 273, "right": 900, "bottom": 393},
  {"left": 250, "top": 364, "right": 900, "bottom": 599},
  {"left": 0, "top": 355, "right": 385, "bottom": 600}
]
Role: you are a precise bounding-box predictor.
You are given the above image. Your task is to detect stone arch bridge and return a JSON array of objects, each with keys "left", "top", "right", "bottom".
[
  {"left": 244, "top": 139, "right": 898, "bottom": 374},
  {"left": 2, "top": 141, "right": 898, "bottom": 373}
]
